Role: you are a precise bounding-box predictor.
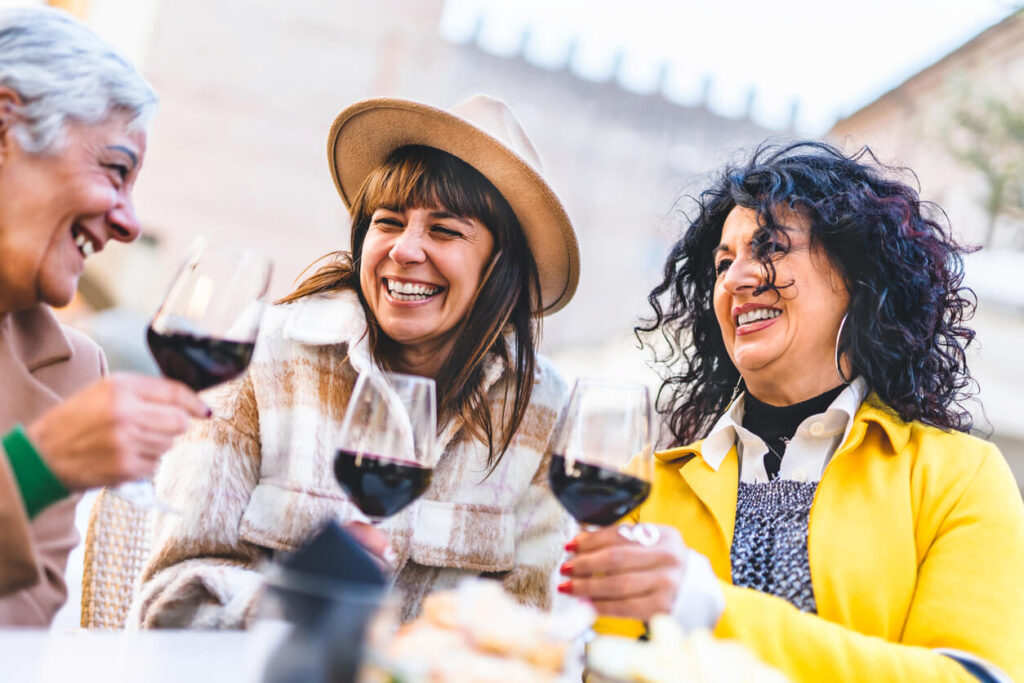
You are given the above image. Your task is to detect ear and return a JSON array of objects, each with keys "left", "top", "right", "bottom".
[{"left": 0, "top": 87, "right": 25, "bottom": 164}]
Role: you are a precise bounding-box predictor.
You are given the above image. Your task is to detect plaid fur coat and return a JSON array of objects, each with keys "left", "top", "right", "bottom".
[{"left": 127, "top": 289, "right": 571, "bottom": 628}]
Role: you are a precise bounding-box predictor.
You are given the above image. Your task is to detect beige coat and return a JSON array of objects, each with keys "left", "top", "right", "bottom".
[
  {"left": 129, "top": 290, "right": 572, "bottom": 628},
  {"left": 0, "top": 305, "right": 106, "bottom": 626}
]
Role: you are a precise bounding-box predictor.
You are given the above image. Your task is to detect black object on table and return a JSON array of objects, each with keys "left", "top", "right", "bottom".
[{"left": 261, "top": 521, "right": 389, "bottom": 683}]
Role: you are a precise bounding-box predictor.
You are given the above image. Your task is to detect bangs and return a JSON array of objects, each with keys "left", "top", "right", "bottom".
[{"left": 359, "top": 145, "right": 504, "bottom": 233}]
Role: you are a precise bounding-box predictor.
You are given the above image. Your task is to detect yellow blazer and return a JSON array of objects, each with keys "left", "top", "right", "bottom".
[{"left": 598, "top": 394, "right": 1024, "bottom": 682}]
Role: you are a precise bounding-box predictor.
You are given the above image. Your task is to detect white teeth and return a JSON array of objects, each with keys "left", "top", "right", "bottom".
[
  {"left": 74, "top": 230, "right": 95, "bottom": 258},
  {"left": 737, "top": 308, "right": 781, "bottom": 326},
  {"left": 385, "top": 279, "right": 441, "bottom": 300}
]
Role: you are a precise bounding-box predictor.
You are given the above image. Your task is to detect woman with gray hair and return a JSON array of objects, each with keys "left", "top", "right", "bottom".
[{"left": 0, "top": 7, "right": 207, "bottom": 626}]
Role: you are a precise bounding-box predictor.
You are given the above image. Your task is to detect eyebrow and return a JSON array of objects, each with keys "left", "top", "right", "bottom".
[
  {"left": 427, "top": 209, "right": 474, "bottom": 227},
  {"left": 106, "top": 145, "right": 138, "bottom": 168},
  {"left": 712, "top": 244, "right": 731, "bottom": 258}
]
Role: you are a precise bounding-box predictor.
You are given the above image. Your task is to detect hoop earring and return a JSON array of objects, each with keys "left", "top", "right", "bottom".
[{"left": 835, "top": 313, "right": 852, "bottom": 385}]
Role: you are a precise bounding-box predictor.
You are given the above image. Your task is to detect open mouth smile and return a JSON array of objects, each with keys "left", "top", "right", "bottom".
[
  {"left": 734, "top": 304, "right": 781, "bottom": 335},
  {"left": 383, "top": 277, "right": 444, "bottom": 302},
  {"left": 71, "top": 223, "right": 101, "bottom": 259}
]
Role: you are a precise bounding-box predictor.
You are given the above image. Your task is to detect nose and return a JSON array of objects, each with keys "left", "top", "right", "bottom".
[
  {"left": 106, "top": 191, "right": 141, "bottom": 243},
  {"left": 721, "top": 253, "right": 764, "bottom": 295},
  {"left": 388, "top": 223, "right": 427, "bottom": 266}
]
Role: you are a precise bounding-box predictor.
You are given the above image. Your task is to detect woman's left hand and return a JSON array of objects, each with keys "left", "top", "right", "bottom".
[{"left": 560, "top": 523, "right": 687, "bottom": 621}]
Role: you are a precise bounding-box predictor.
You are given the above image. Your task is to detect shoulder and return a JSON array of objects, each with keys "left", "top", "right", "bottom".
[
  {"left": 862, "top": 395, "right": 998, "bottom": 473},
  {"left": 529, "top": 354, "right": 569, "bottom": 410},
  {"left": 860, "top": 397, "right": 1013, "bottom": 502},
  {"left": 904, "top": 420, "right": 1008, "bottom": 488},
  {"left": 60, "top": 325, "right": 106, "bottom": 379}
]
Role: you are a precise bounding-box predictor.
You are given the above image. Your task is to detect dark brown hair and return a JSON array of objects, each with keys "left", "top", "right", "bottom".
[{"left": 280, "top": 145, "right": 541, "bottom": 471}]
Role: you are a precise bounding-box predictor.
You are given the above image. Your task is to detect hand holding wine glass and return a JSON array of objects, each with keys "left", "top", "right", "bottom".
[
  {"left": 111, "top": 239, "right": 272, "bottom": 509},
  {"left": 334, "top": 372, "right": 437, "bottom": 524},
  {"left": 548, "top": 379, "right": 656, "bottom": 630}
]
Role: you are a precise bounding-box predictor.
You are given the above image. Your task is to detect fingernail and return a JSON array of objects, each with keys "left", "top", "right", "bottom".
[
  {"left": 564, "top": 539, "right": 579, "bottom": 553},
  {"left": 557, "top": 581, "right": 573, "bottom": 595},
  {"left": 203, "top": 405, "right": 213, "bottom": 418},
  {"left": 383, "top": 546, "right": 398, "bottom": 566},
  {"left": 559, "top": 562, "right": 574, "bottom": 576}
]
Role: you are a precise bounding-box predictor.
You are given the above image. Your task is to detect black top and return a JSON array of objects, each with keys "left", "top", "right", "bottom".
[{"left": 742, "top": 384, "right": 846, "bottom": 480}]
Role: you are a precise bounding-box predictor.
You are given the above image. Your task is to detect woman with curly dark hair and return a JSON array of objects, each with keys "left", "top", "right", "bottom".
[{"left": 561, "top": 142, "right": 1024, "bottom": 682}]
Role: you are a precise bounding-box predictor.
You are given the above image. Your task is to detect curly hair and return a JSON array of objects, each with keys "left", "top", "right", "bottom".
[{"left": 638, "top": 141, "right": 978, "bottom": 447}]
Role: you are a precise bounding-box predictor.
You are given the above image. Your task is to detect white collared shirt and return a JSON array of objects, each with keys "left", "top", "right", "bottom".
[{"left": 699, "top": 377, "right": 869, "bottom": 484}]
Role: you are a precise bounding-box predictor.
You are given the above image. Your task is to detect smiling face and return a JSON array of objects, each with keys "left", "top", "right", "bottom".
[
  {"left": 712, "top": 206, "right": 850, "bottom": 405},
  {"left": 359, "top": 205, "right": 495, "bottom": 368},
  {"left": 0, "top": 107, "right": 146, "bottom": 312}
]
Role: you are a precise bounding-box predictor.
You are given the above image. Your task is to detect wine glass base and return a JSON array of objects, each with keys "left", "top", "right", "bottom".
[{"left": 109, "top": 480, "right": 180, "bottom": 515}]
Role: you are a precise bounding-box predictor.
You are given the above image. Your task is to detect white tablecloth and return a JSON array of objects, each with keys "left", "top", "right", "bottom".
[{"left": 0, "top": 624, "right": 289, "bottom": 683}]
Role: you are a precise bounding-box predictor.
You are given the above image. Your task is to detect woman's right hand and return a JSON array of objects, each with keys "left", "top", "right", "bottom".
[
  {"left": 25, "top": 373, "right": 210, "bottom": 491},
  {"left": 561, "top": 523, "right": 689, "bottom": 622}
]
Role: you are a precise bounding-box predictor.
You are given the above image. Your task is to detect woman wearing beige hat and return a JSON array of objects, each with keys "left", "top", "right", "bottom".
[{"left": 129, "top": 95, "right": 580, "bottom": 627}]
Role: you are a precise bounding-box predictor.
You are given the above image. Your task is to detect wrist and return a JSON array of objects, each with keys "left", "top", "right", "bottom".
[
  {"left": 2, "top": 424, "right": 70, "bottom": 518},
  {"left": 670, "top": 549, "right": 726, "bottom": 631}
]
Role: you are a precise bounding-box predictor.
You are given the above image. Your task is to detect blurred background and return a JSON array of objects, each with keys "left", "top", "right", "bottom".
[{"left": 4, "top": 0, "right": 1022, "bottom": 627}]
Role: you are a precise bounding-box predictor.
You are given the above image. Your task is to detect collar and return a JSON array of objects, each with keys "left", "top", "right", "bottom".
[
  {"left": 0, "top": 305, "right": 74, "bottom": 372},
  {"left": 849, "top": 391, "right": 913, "bottom": 455},
  {"left": 281, "top": 288, "right": 376, "bottom": 374},
  {"left": 694, "top": 376, "right": 869, "bottom": 471}
]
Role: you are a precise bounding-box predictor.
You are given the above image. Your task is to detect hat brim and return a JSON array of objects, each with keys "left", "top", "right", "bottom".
[{"left": 327, "top": 98, "right": 579, "bottom": 316}]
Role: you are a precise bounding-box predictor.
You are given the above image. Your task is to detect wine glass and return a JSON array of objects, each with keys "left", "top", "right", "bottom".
[
  {"left": 334, "top": 372, "right": 438, "bottom": 523},
  {"left": 548, "top": 379, "right": 654, "bottom": 531},
  {"left": 112, "top": 238, "right": 272, "bottom": 509}
]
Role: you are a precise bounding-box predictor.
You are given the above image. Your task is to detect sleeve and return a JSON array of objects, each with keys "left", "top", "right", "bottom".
[
  {"left": 501, "top": 449, "right": 575, "bottom": 609},
  {"left": 128, "top": 374, "right": 268, "bottom": 630},
  {"left": 500, "top": 360, "right": 574, "bottom": 610},
  {"left": 0, "top": 331, "right": 103, "bottom": 623},
  {"left": 0, "top": 449, "right": 38, "bottom": 597},
  {"left": 0, "top": 493, "right": 81, "bottom": 626},
  {"left": 713, "top": 445, "right": 1024, "bottom": 683}
]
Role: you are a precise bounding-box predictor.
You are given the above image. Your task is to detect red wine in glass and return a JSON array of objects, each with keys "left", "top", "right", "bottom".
[
  {"left": 334, "top": 450, "right": 433, "bottom": 520},
  {"left": 146, "top": 329, "right": 256, "bottom": 392},
  {"left": 548, "top": 454, "right": 651, "bottom": 526},
  {"left": 334, "top": 372, "right": 437, "bottom": 524},
  {"left": 112, "top": 239, "right": 272, "bottom": 510},
  {"left": 548, "top": 379, "right": 654, "bottom": 530}
]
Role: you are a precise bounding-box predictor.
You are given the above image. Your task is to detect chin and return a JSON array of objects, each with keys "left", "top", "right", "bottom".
[
  {"left": 38, "top": 280, "right": 79, "bottom": 309},
  {"left": 732, "top": 350, "right": 778, "bottom": 374}
]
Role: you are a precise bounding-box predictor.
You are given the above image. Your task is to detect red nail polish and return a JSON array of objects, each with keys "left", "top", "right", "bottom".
[
  {"left": 564, "top": 539, "right": 579, "bottom": 553},
  {"left": 204, "top": 405, "right": 213, "bottom": 418},
  {"left": 559, "top": 562, "right": 573, "bottom": 576},
  {"left": 557, "top": 581, "right": 573, "bottom": 594}
]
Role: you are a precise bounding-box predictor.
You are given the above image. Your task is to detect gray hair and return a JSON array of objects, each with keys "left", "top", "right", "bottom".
[{"left": 0, "top": 6, "right": 158, "bottom": 154}]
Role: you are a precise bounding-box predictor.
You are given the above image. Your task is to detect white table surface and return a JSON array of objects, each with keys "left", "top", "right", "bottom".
[{"left": 0, "top": 624, "right": 289, "bottom": 683}]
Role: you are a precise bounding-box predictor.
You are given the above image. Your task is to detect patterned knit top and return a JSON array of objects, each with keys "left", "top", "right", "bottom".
[
  {"left": 731, "top": 479, "right": 819, "bottom": 613},
  {"left": 729, "top": 386, "right": 846, "bottom": 614}
]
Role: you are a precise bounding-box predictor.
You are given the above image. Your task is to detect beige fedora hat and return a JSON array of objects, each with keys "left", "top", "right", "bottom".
[{"left": 327, "top": 95, "right": 579, "bottom": 315}]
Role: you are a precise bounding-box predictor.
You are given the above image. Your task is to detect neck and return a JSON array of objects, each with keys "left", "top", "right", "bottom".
[
  {"left": 743, "top": 370, "right": 847, "bottom": 407},
  {"left": 382, "top": 337, "right": 456, "bottom": 379}
]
